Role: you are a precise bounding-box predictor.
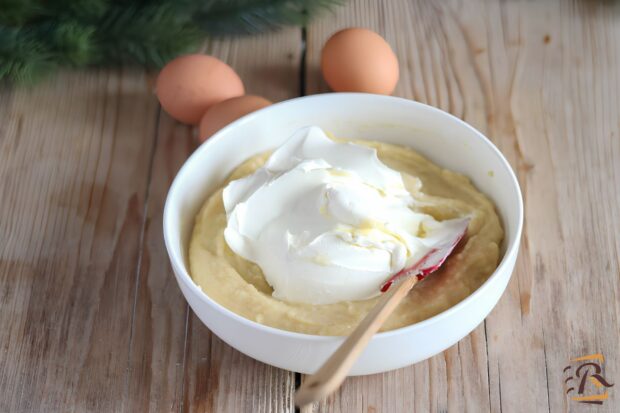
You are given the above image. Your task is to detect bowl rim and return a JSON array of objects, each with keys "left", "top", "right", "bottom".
[{"left": 163, "top": 92, "right": 524, "bottom": 342}]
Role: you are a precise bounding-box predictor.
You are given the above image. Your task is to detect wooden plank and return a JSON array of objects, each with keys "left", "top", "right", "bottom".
[
  {"left": 124, "top": 107, "right": 192, "bottom": 412},
  {"left": 126, "top": 28, "right": 302, "bottom": 413},
  {"left": 0, "top": 70, "right": 159, "bottom": 412},
  {"left": 304, "top": 0, "right": 620, "bottom": 412},
  {"left": 500, "top": 2, "right": 620, "bottom": 413},
  {"left": 202, "top": 30, "right": 302, "bottom": 101}
]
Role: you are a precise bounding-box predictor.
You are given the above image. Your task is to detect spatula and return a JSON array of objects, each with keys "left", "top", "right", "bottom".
[{"left": 294, "top": 218, "right": 469, "bottom": 407}]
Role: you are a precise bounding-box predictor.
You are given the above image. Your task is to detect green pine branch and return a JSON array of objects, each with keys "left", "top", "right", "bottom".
[
  {"left": 0, "top": 26, "right": 56, "bottom": 84},
  {"left": 94, "top": 4, "right": 201, "bottom": 67},
  {"left": 0, "top": 0, "right": 343, "bottom": 85},
  {"left": 194, "top": 0, "right": 342, "bottom": 35}
]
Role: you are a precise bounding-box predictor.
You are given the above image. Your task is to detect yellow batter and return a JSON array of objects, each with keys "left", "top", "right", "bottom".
[{"left": 189, "top": 140, "right": 503, "bottom": 335}]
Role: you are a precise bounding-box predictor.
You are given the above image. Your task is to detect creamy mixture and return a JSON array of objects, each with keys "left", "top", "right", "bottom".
[{"left": 189, "top": 127, "right": 503, "bottom": 335}]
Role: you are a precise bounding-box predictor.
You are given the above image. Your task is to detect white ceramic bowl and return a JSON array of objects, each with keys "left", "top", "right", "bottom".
[{"left": 163, "top": 93, "right": 523, "bottom": 375}]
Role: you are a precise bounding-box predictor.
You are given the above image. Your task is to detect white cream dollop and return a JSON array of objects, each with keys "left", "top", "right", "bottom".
[{"left": 223, "top": 127, "right": 454, "bottom": 304}]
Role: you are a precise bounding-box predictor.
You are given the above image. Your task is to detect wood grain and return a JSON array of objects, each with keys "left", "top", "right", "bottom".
[
  {"left": 304, "top": 0, "right": 620, "bottom": 412},
  {"left": 0, "top": 69, "right": 159, "bottom": 412}
]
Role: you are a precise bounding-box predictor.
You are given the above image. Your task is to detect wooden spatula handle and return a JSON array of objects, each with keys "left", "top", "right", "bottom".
[{"left": 294, "top": 275, "right": 418, "bottom": 407}]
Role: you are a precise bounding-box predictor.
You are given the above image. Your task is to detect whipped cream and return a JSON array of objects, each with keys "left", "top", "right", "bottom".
[{"left": 223, "top": 127, "right": 459, "bottom": 304}]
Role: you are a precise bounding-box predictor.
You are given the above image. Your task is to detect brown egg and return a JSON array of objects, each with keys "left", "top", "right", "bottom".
[
  {"left": 156, "top": 54, "right": 245, "bottom": 125},
  {"left": 198, "top": 95, "right": 272, "bottom": 141},
  {"left": 321, "top": 28, "right": 399, "bottom": 95}
]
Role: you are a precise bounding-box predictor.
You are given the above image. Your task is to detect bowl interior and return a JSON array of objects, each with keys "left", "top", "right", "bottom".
[{"left": 164, "top": 93, "right": 522, "bottom": 325}]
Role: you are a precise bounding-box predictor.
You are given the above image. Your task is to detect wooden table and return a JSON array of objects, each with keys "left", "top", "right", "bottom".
[{"left": 1, "top": 0, "right": 619, "bottom": 411}]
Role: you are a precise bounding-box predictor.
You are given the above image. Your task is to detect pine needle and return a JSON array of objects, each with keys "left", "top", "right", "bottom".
[{"left": 0, "top": 0, "right": 343, "bottom": 84}]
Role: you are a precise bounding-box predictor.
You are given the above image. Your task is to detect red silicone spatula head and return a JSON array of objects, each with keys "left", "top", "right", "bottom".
[{"left": 380, "top": 218, "right": 470, "bottom": 293}]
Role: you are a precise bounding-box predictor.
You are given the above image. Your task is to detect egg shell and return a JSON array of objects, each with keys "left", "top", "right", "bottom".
[
  {"left": 321, "top": 28, "right": 399, "bottom": 95},
  {"left": 198, "top": 95, "right": 272, "bottom": 141},
  {"left": 156, "top": 54, "right": 245, "bottom": 125}
]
